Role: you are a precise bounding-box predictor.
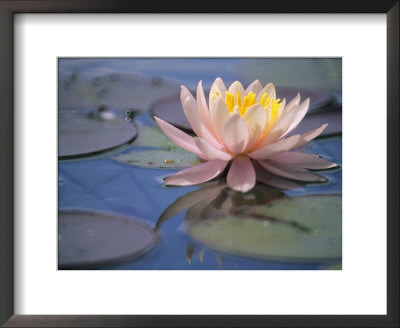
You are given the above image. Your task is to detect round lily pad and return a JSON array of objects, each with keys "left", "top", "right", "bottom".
[
  {"left": 58, "top": 210, "right": 158, "bottom": 269},
  {"left": 59, "top": 116, "right": 137, "bottom": 158},
  {"left": 186, "top": 194, "right": 341, "bottom": 262},
  {"left": 111, "top": 149, "right": 201, "bottom": 169},
  {"left": 59, "top": 72, "right": 180, "bottom": 111}
]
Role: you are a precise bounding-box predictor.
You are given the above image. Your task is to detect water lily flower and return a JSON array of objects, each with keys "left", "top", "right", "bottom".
[{"left": 154, "top": 78, "right": 337, "bottom": 192}]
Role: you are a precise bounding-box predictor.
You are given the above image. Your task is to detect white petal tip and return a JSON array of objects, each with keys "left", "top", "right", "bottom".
[
  {"left": 233, "top": 185, "right": 253, "bottom": 193},
  {"left": 164, "top": 177, "right": 186, "bottom": 186}
]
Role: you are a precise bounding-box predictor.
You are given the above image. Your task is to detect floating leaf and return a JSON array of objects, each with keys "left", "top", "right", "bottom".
[
  {"left": 59, "top": 71, "right": 179, "bottom": 111},
  {"left": 58, "top": 210, "right": 158, "bottom": 269},
  {"left": 59, "top": 116, "right": 137, "bottom": 158},
  {"left": 132, "top": 126, "right": 181, "bottom": 150},
  {"left": 111, "top": 149, "right": 201, "bottom": 169},
  {"left": 186, "top": 194, "right": 341, "bottom": 262}
]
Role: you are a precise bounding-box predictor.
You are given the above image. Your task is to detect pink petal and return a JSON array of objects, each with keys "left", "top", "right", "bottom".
[
  {"left": 290, "top": 124, "right": 328, "bottom": 150},
  {"left": 275, "top": 98, "right": 286, "bottom": 120},
  {"left": 165, "top": 160, "right": 228, "bottom": 186},
  {"left": 259, "top": 98, "right": 286, "bottom": 142},
  {"left": 210, "top": 77, "right": 227, "bottom": 95},
  {"left": 248, "top": 134, "right": 301, "bottom": 159},
  {"left": 242, "top": 104, "right": 267, "bottom": 150},
  {"left": 154, "top": 116, "right": 207, "bottom": 159},
  {"left": 196, "top": 81, "right": 213, "bottom": 133},
  {"left": 195, "top": 138, "right": 233, "bottom": 161},
  {"left": 245, "top": 80, "right": 263, "bottom": 95},
  {"left": 284, "top": 93, "right": 301, "bottom": 113},
  {"left": 228, "top": 81, "right": 245, "bottom": 96},
  {"left": 258, "top": 159, "right": 326, "bottom": 182},
  {"left": 260, "top": 103, "right": 298, "bottom": 146},
  {"left": 282, "top": 98, "right": 310, "bottom": 137},
  {"left": 256, "top": 83, "right": 276, "bottom": 101},
  {"left": 227, "top": 156, "right": 256, "bottom": 192},
  {"left": 210, "top": 96, "right": 230, "bottom": 141},
  {"left": 221, "top": 113, "right": 249, "bottom": 154},
  {"left": 209, "top": 77, "right": 227, "bottom": 114},
  {"left": 181, "top": 86, "right": 223, "bottom": 150},
  {"left": 254, "top": 162, "right": 303, "bottom": 190},
  {"left": 270, "top": 151, "right": 338, "bottom": 169}
]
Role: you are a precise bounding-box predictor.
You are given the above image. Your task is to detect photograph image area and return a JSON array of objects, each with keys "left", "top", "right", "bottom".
[{"left": 58, "top": 58, "right": 342, "bottom": 270}]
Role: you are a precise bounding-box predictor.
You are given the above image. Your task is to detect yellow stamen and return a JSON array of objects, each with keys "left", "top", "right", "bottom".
[
  {"left": 251, "top": 92, "right": 256, "bottom": 104},
  {"left": 243, "top": 94, "right": 249, "bottom": 108},
  {"left": 224, "top": 90, "right": 281, "bottom": 117},
  {"left": 271, "top": 98, "right": 281, "bottom": 119},
  {"left": 225, "top": 92, "right": 234, "bottom": 113},
  {"left": 212, "top": 91, "right": 220, "bottom": 99},
  {"left": 259, "top": 92, "right": 267, "bottom": 106}
]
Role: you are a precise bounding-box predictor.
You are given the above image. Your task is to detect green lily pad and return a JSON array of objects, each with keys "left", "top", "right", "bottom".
[
  {"left": 186, "top": 194, "right": 341, "bottom": 263},
  {"left": 111, "top": 149, "right": 201, "bottom": 169},
  {"left": 132, "top": 126, "right": 181, "bottom": 150},
  {"left": 59, "top": 116, "right": 137, "bottom": 158},
  {"left": 59, "top": 71, "right": 179, "bottom": 111}
]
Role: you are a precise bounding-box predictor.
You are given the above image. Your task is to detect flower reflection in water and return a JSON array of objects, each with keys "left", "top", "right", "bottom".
[{"left": 156, "top": 180, "right": 341, "bottom": 266}]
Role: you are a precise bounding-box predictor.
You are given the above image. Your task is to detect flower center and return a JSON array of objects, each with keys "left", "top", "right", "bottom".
[{"left": 224, "top": 91, "right": 281, "bottom": 118}]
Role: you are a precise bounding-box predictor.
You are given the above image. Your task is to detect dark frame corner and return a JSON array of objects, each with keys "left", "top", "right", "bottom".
[{"left": 0, "top": 1, "right": 398, "bottom": 327}]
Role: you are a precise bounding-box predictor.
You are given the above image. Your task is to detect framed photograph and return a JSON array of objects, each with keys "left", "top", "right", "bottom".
[{"left": 0, "top": 1, "right": 398, "bottom": 327}]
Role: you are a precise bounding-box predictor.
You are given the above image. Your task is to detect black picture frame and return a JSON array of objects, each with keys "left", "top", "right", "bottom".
[{"left": 0, "top": 1, "right": 398, "bottom": 327}]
